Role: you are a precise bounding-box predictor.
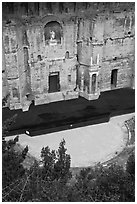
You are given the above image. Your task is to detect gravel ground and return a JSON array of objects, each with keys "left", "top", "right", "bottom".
[{"left": 5, "top": 113, "right": 134, "bottom": 168}]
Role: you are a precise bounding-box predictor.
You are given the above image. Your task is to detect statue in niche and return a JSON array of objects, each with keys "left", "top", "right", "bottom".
[
  {"left": 44, "top": 21, "right": 62, "bottom": 45},
  {"left": 50, "top": 30, "right": 55, "bottom": 40},
  {"left": 49, "top": 30, "right": 57, "bottom": 45}
]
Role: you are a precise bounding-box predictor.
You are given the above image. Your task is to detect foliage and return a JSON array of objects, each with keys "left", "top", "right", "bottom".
[
  {"left": 2, "top": 133, "right": 71, "bottom": 201},
  {"left": 2, "top": 116, "right": 135, "bottom": 202},
  {"left": 126, "top": 152, "right": 135, "bottom": 178},
  {"left": 20, "top": 150, "right": 135, "bottom": 202},
  {"left": 2, "top": 93, "right": 10, "bottom": 107},
  {"left": 68, "top": 164, "right": 135, "bottom": 202},
  {"left": 2, "top": 115, "right": 28, "bottom": 188},
  {"left": 2, "top": 114, "right": 17, "bottom": 138},
  {"left": 53, "top": 139, "right": 71, "bottom": 182},
  {"left": 23, "top": 139, "right": 72, "bottom": 201}
]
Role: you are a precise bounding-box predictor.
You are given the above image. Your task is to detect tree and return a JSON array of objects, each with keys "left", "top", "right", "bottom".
[
  {"left": 126, "top": 152, "right": 135, "bottom": 178},
  {"left": 40, "top": 146, "right": 56, "bottom": 181},
  {"left": 40, "top": 138, "right": 71, "bottom": 182},
  {"left": 3, "top": 115, "right": 135, "bottom": 202},
  {"left": 20, "top": 139, "right": 72, "bottom": 202},
  {"left": 2, "top": 115, "right": 28, "bottom": 188},
  {"left": 54, "top": 139, "right": 71, "bottom": 183},
  {"left": 69, "top": 164, "right": 135, "bottom": 202}
]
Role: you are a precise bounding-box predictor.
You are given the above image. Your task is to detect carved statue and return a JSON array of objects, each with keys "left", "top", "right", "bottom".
[{"left": 50, "top": 30, "right": 55, "bottom": 41}]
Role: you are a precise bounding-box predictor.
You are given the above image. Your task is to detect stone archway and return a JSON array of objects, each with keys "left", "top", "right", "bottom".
[
  {"left": 92, "top": 74, "right": 96, "bottom": 94},
  {"left": 44, "top": 21, "right": 63, "bottom": 45}
]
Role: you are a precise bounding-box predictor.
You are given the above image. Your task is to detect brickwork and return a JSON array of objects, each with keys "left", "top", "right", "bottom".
[{"left": 2, "top": 3, "right": 135, "bottom": 111}]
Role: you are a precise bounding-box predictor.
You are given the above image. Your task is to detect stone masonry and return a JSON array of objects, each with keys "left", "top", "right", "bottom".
[{"left": 2, "top": 2, "right": 135, "bottom": 111}]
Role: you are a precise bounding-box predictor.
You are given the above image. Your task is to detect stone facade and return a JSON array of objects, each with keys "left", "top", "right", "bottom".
[{"left": 2, "top": 2, "right": 135, "bottom": 111}]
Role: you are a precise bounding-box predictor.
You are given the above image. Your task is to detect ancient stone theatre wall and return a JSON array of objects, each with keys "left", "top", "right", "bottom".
[{"left": 2, "top": 2, "right": 135, "bottom": 111}]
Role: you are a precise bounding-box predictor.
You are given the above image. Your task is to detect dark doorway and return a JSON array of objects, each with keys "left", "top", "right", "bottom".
[
  {"left": 92, "top": 74, "right": 96, "bottom": 94},
  {"left": 65, "top": 51, "right": 69, "bottom": 59},
  {"left": 49, "top": 72, "right": 60, "bottom": 93},
  {"left": 111, "top": 69, "right": 118, "bottom": 89}
]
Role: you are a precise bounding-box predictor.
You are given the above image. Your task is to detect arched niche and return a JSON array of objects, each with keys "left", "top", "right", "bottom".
[
  {"left": 92, "top": 74, "right": 96, "bottom": 94},
  {"left": 44, "top": 21, "right": 63, "bottom": 45},
  {"left": 65, "top": 51, "right": 69, "bottom": 59}
]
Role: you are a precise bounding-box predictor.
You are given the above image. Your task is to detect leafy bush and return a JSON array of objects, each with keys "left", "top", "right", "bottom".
[
  {"left": 69, "top": 164, "right": 135, "bottom": 202},
  {"left": 2, "top": 115, "right": 28, "bottom": 188},
  {"left": 40, "top": 138, "right": 71, "bottom": 182},
  {"left": 20, "top": 139, "right": 72, "bottom": 201},
  {"left": 126, "top": 152, "right": 135, "bottom": 178},
  {"left": 2, "top": 116, "right": 135, "bottom": 202}
]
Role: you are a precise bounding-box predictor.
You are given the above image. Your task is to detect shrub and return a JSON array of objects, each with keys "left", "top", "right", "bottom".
[
  {"left": 21, "top": 139, "right": 72, "bottom": 201},
  {"left": 2, "top": 115, "right": 28, "bottom": 188},
  {"left": 69, "top": 164, "right": 135, "bottom": 202},
  {"left": 126, "top": 152, "right": 135, "bottom": 178}
]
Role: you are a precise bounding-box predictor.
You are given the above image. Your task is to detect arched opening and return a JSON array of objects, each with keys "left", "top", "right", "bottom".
[
  {"left": 44, "top": 21, "right": 62, "bottom": 45},
  {"left": 111, "top": 69, "right": 118, "bottom": 89},
  {"left": 92, "top": 74, "right": 96, "bottom": 94},
  {"left": 23, "top": 47, "right": 29, "bottom": 63},
  {"left": 65, "top": 51, "right": 69, "bottom": 59},
  {"left": 12, "top": 87, "right": 19, "bottom": 98},
  {"left": 37, "top": 55, "right": 42, "bottom": 61}
]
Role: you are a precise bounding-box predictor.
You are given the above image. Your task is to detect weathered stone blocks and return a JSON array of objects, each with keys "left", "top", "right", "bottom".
[{"left": 2, "top": 3, "right": 135, "bottom": 110}]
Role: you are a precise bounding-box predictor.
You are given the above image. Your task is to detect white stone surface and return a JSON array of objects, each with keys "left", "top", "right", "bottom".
[{"left": 6, "top": 113, "right": 134, "bottom": 167}]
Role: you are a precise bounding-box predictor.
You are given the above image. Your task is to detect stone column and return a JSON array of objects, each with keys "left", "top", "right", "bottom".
[
  {"left": 23, "top": 47, "right": 31, "bottom": 95},
  {"left": 89, "top": 72, "right": 92, "bottom": 94},
  {"left": 90, "top": 57, "right": 93, "bottom": 66},
  {"left": 129, "top": 15, "right": 132, "bottom": 31},
  {"left": 97, "top": 54, "right": 99, "bottom": 65},
  {"left": 95, "top": 73, "right": 98, "bottom": 92},
  {"left": 80, "top": 71, "right": 84, "bottom": 91},
  {"left": 2, "top": 40, "right": 9, "bottom": 98}
]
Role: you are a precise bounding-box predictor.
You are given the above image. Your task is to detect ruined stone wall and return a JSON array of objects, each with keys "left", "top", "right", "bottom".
[
  {"left": 100, "top": 12, "right": 135, "bottom": 91},
  {"left": 26, "top": 19, "right": 78, "bottom": 106},
  {"left": 2, "top": 11, "right": 78, "bottom": 110},
  {"left": 3, "top": 25, "right": 21, "bottom": 109},
  {"left": 2, "top": 2, "right": 135, "bottom": 110},
  {"left": 77, "top": 10, "right": 135, "bottom": 92}
]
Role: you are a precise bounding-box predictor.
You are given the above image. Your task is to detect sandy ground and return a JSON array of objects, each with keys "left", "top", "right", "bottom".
[{"left": 6, "top": 113, "right": 134, "bottom": 167}]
